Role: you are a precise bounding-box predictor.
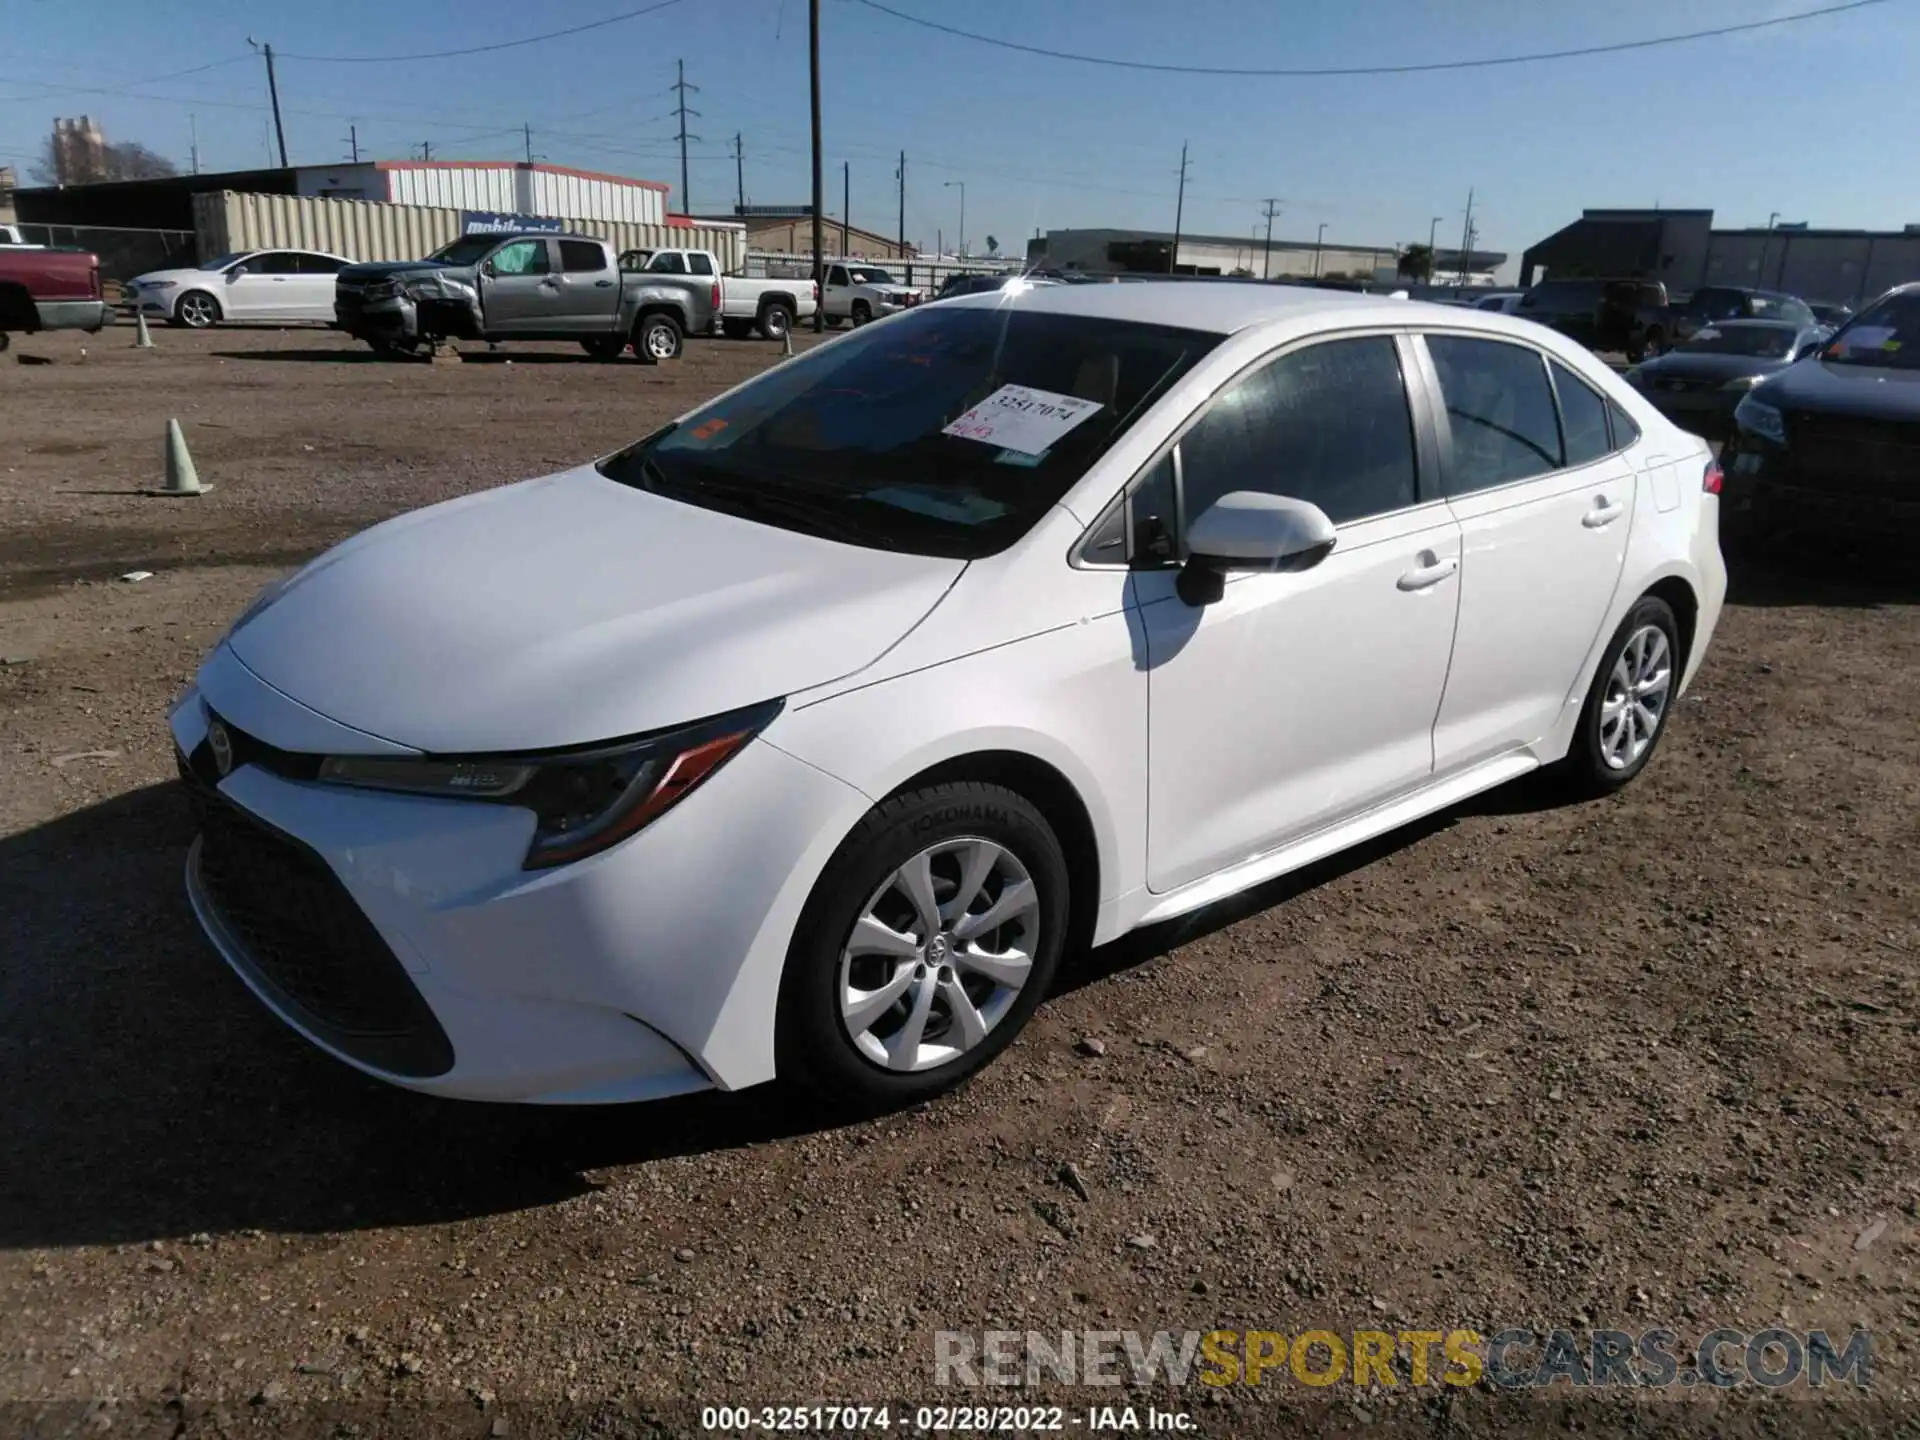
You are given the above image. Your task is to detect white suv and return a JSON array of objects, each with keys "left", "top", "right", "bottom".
[
  {"left": 171, "top": 283, "right": 1724, "bottom": 1110},
  {"left": 822, "top": 261, "right": 922, "bottom": 325}
]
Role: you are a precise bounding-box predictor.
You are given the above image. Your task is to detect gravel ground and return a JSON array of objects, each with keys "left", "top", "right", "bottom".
[{"left": 2, "top": 324, "right": 1917, "bottom": 1439}]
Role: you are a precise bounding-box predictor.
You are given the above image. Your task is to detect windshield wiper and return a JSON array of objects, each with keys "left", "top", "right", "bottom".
[{"left": 657, "top": 472, "right": 898, "bottom": 549}]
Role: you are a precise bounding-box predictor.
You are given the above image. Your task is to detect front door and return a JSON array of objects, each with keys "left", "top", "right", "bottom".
[
  {"left": 1417, "top": 335, "right": 1636, "bottom": 774},
  {"left": 481, "top": 238, "right": 562, "bottom": 334},
  {"left": 1136, "top": 333, "right": 1463, "bottom": 894},
  {"left": 222, "top": 251, "right": 297, "bottom": 319}
]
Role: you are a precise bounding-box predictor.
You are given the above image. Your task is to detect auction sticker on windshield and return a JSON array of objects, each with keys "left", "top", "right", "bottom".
[{"left": 943, "top": 385, "right": 1103, "bottom": 457}]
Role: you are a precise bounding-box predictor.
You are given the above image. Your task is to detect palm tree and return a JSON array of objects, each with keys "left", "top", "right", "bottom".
[{"left": 1398, "top": 244, "right": 1434, "bottom": 283}]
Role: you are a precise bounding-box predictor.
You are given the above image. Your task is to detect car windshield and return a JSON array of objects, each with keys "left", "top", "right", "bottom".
[
  {"left": 848, "top": 267, "right": 895, "bottom": 285},
  {"left": 1679, "top": 324, "right": 1798, "bottom": 358},
  {"left": 1822, "top": 292, "right": 1920, "bottom": 368},
  {"left": 427, "top": 236, "right": 502, "bottom": 267},
  {"left": 199, "top": 253, "right": 248, "bottom": 270},
  {"left": 597, "top": 305, "right": 1220, "bottom": 559}
]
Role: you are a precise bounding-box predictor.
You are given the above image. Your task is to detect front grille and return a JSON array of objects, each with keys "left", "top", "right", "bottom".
[
  {"left": 181, "top": 753, "right": 454, "bottom": 1078},
  {"left": 1785, "top": 411, "right": 1920, "bottom": 498}
]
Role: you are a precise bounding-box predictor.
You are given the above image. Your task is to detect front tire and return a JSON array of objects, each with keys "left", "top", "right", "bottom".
[
  {"left": 1559, "top": 595, "right": 1680, "bottom": 796},
  {"left": 776, "top": 782, "right": 1069, "bottom": 1110},
  {"left": 851, "top": 300, "right": 873, "bottom": 326},
  {"left": 633, "top": 312, "right": 683, "bottom": 364},
  {"left": 174, "top": 290, "right": 220, "bottom": 329}
]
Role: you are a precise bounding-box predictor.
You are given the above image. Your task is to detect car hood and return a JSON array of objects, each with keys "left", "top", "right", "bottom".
[
  {"left": 1639, "top": 352, "right": 1794, "bottom": 382},
  {"left": 1752, "top": 356, "right": 1920, "bottom": 422},
  {"left": 131, "top": 267, "right": 222, "bottom": 287},
  {"left": 337, "top": 260, "right": 462, "bottom": 283},
  {"left": 225, "top": 465, "right": 965, "bottom": 754}
]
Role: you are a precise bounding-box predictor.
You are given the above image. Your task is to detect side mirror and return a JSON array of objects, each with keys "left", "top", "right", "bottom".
[
  {"left": 481, "top": 261, "right": 496, "bottom": 278},
  {"left": 225, "top": 265, "right": 247, "bottom": 281},
  {"left": 1794, "top": 339, "right": 1826, "bottom": 362},
  {"left": 1177, "top": 492, "right": 1337, "bottom": 606}
]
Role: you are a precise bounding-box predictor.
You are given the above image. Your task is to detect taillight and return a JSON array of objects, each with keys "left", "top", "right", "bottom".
[
  {"left": 1702, "top": 456, "right": 1723, "bottom": 494},
  {"left": 710, "top": 281, "right": 720, "bottom": 309}
]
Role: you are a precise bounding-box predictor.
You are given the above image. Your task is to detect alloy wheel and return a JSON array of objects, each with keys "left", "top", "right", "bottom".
[
  {"left": 837, "top": 837, "right": 1040, "bottom": 1073},
  {"left": 178, "top": 294, "right": 217, "bottom": 328},
  {"left": 1599, "top": 624, "right": 1672, "bottom": 770}
]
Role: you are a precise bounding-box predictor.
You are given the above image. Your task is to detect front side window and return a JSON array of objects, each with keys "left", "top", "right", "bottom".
[
  {"left": 1177, "top": 336, "right": 1418, "bottom": 528},
  {"left": 559, "top": 240, "right": 607, "bottom": 273},
  {"left": 490, "top": 240, "right": 549, "bottom": 277},
  {"left": 1550, "top": 360, "right": 1613, "bottom": 468},
  {"left": 428, "top": 236, "right": 499, "bottom": 267},
  {"left": 251, "top": 251, "right": 300, "bottom": 275},
  {"left": 1425, "top": 335, "right": 1563, "bottom": 492},
  {"left": 597, "top": 306, "right": 1219, "bottom": 559}
]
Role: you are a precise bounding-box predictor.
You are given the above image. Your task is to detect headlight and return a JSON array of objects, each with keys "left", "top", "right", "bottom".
[
  {"left": 142, "top": 279, "right": 177, "bottom": 291},
  {"left": 1732, "top": 394, "right": 1786, "bottom": 445},
  {"left": 1720, "top": 374, "right": 1765, "bottom": 392},
  {"left": 363, "top": 280, "right": 403, "bottom": 300},
  {"left": 314, "top": 698, "right": 783, "bottom": 870}
]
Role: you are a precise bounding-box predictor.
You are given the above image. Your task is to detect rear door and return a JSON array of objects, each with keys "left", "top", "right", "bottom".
[
  {"left": 292, "top": 253, "right": 346, "bottom": 319},
  {"left": 553, "top": 239, "right": 619, "bottom": 333},
  {"left": 1417, "top": 334, "right": 1636, "bottom": 774},
  {"left": 481, "top": 238, "right": 561, "bottom": 335}
]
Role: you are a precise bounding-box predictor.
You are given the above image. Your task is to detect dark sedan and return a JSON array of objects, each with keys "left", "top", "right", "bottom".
[
  {"left": 1722, "top": 284, "right": 1920, "bottom": 551},
  {"left": 1628, "top": 319, "right": 1826, "bottom": 436}
]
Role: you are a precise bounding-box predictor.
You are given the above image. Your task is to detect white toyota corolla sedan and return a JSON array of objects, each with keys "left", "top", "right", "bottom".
[{"left": 170, "top": 281, "right": 1725, "bottom": 1108}]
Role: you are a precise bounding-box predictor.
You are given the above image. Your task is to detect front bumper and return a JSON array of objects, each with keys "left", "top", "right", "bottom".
[
  {"left": 1721, "top": 424, "right": 1920, "bottom": 548},
  {"left": 334, "top": 293, "right": 418, "bottom": 340},
  {"left": 168, "top": 656, "right": 868, "bottom": 1103}
]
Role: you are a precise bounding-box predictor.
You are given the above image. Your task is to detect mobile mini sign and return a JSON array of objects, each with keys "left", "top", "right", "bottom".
[{"left": 459, "top": 211, "right": 565, "bottom": 236}]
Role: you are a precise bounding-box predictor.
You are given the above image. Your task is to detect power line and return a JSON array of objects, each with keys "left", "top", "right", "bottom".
[
  {"left": 848, "top": 0, "right": 1889, "bottom": 76},
  {"left": 278, "top": 0, "right": 689, "bottom": 63}
]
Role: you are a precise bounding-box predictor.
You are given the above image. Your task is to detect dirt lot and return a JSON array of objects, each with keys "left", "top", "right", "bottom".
[{"left": 2, "top": 324, "right": 1917, "bottom": 1438}]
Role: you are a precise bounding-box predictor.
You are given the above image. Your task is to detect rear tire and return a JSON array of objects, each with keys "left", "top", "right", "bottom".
[
  {"left": 757, "top": 302, "right": 794, "bottom": 341},
  {"left": 1557, "top": 595, "right": 1681, "bottom": 797},
  {"left": 776, "top": 782, "right": 1069, "bottom": 1112},
  {"left": 633, "top": 312, "right": 683, "bottom": 365}
]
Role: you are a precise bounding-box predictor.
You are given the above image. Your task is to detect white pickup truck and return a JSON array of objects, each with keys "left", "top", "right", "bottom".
[
  {"left": 0, "top": 224, "right": 44, "bottom": 249},
  {"left": 822, "top": 261, "right": 924, "bottom": 326},
  {"left": 619, "top": 247, "right": 816, "bottom": 341}
]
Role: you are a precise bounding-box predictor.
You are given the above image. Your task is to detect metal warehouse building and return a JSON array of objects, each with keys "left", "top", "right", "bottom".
[
  {"left": 17, "top": 160, "right": 670, "bottom": 231},
  {"left": 1522, "top": 208, "right": 1920, "bottom": 308},
  {"left": 1026, "top": 227, "right": 1506, "bottom": 284}
]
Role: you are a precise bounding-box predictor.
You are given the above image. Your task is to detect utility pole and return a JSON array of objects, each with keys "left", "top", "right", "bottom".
[
  {"left": 1169, "top": 141, "right": 1189, "bottom": 274},
  {"left": 896, "top": 150, "right": 906, "bottom": 259},
  {"left": 189, "top": 114, "right": 200, "bottom": 174},
  {"left": 1458, "top": 186, "right": 1476, "bottom": 287},
  {"left": 944, "top": 181, "right": 965, "bottom": 258},
  {"left": 672, "top": 58, "right": 701, "bottom": 214},
  {"left": 344, "top": 123, "right": 359, "bottom": 164},
  {"left": 420, "top": 141, "right": 433, "bottom": 162},
  {"left": 250, "top": 40, "right": 288, "bottom": 167},
  {"left": 842, "top": 160, "right": 850, "bottom": 256},
  {"left": 1313, "top": 222, "right": 1327, "bottom": 277},
  {"left": 523, "top": 122, "right": 533, "bottom": 165},
  {"left": 733, "top": 132, "right": 745, "bottom": 211},
  {"left": 808, "top": 0, "right": 824, "bottom": 332},
  {"left": 1260, "top": 197, "right": 1280, "bottom": 280}
]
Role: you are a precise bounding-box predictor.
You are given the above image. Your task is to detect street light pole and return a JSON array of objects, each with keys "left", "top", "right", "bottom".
[
  {"left": 1427, "top": 214, "right": 1442, "bottom": 282},
  {"left": 945, "top": 180, "right": 965, "bottom": 258},
  {"left": 1261, "top": 198, "right": 1280, "bottom": 281},
  {"left": 1313, "top": 222, "right": 1327, "bottom": 278}
]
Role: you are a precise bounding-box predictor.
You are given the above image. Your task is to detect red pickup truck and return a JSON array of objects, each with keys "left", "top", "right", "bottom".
[{"left": 0, "top": 247, "right": 112, "bottom": 351}]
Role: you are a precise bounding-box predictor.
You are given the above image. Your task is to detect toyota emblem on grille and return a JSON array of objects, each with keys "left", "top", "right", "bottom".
[{"left": 207, "top": 718, "right": 234, "bottom": 778}]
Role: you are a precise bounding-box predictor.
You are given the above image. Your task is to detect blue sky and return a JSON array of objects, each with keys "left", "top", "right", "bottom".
[{"left": 2, "top": 0, "right": 1915, "bottom": 269}]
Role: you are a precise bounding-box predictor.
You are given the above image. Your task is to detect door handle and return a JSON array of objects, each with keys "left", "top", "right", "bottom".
[
  {"left": 594, "top": 279, "right": 614, "bottom": 287},
  {"left": 1582, "top": 496, "right": 1626, "bottom": 528},
  {"left": 1397, "top": 552, "right": 1459, "bottom": 592}
]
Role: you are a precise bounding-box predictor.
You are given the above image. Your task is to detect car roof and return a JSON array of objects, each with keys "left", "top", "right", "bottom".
[
  {"left": 1701, "top": 317, "right": 1804, "bottom": 330},
  {"left": 937, "top": 278, "right": 1448, "bottom": 336}
]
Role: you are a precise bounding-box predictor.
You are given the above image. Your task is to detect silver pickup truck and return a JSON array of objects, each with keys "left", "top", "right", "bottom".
[{"left": 334, "top": 231, "right": 713, "bottom": 361}]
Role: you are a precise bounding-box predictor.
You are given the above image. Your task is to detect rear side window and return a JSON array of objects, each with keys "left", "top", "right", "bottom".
[
  {"left": 297, "top": 254, "right": 345, "bottom": 275},
  {"left": 559, "top": 240, "right": 607, "bottom": 273},
  {"left": 1426, "top": 335, "right": 1563, "bottom": 492},
  {"left": 1550, "top": 360, "right": 1613, "bottom": 467},
  {"left": 1607, "top": 400, "right": 1641, "bottom": 448},
  {"left": 1178, "top": 336, "right": 1418, "bottom": 527},
  {"left": 687, "top": 252, "right": 715, "bottom": 276}
]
